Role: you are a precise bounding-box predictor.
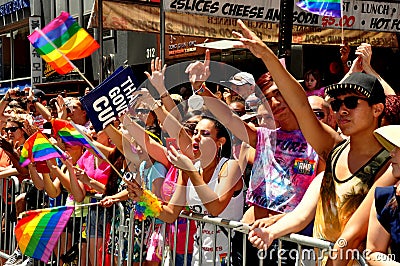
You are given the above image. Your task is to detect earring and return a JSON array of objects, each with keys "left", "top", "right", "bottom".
[{"left": 218, "top": 144, "right": 222, "bottom": 158}]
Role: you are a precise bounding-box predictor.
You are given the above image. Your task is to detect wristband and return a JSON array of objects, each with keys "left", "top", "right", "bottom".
[
  {"left": 193, "top": 82, "right": 206, "bottom": 94},
  {"left": 160, "top": 91, "right": 169, "bottom": 99}
]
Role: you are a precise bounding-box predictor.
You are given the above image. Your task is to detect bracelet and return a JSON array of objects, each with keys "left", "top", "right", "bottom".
[
  {"left": 160, "top": 91, "right": 169, "bottom": 99},
  {"left": 134, "top": 189, "right": 162, "bottom": 221},
  {"left": 152, "top": 100, "right": 162, "bottom": 110},
  {"left": 193, "top": 82, "right": 206, "bottom": 94}
]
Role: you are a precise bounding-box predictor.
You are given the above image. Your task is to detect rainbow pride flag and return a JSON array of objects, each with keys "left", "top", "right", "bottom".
[
  {"left": 27, "top": 11, "right": 99, "bottom": 74},
  {"left": 15, "top": 206, "right": 74, "bottom": 262},
  {"left": 296, "top": 0, "right": 341, "bottom": 17},
  {"left": 52, "top": 119, "right": 97, "bottom": 152},
  {"left": 20, "top": 131, "right": 64, "bottom": 167}
]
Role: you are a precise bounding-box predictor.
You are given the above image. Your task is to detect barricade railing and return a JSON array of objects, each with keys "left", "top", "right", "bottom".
[
  {"left": 0, "top": 176, "right": 20, "bottom": 261},
  {"left": 0, "top": 180, "right": 373, "bottom": 266}
]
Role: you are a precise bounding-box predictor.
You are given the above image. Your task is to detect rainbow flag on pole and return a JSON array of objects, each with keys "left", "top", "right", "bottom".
[
  {"left": 19, "top": 131, "right": 64, "bottom": 167},
  {"left": 52, "top": 119, "right": 98, "bottom": 153},
  {"left": 296, "top": 0, "right": 342, "bottom": 17},
  {"left": 15, "top": 206, "right": 74, "bottom": 262},
  {"left": 27, "top": 11, "right": 99, "bottom": 74}
]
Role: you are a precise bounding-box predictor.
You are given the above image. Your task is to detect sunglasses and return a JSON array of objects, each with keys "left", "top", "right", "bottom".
[
  {"left": 313, "top": 111, "right": 325, "bottom": 120},
  {"left": 135, "top": 108, "right": 150, "bottom": 114},
  {"left": 5, "top": 126, "right": 20, "bottom": 133},
  {"left": 330, "top": 96, "right": 369, "bottom": 112}
]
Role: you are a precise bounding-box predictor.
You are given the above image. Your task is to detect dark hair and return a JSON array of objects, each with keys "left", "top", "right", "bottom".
[
  {"left": 202, "top": 116, "right": 232, "bottom": 159},
  {"left": 256, "top": 72, "right": 273, "bottom": 90},
  {"left": 255, "top": 73, "right": 273, "bottom": 99},
  {"left": 383, "top": 95, "right": 400, "bottom": 126},
  {"left": 303, "top": 69, "right": 322, "bottom": 90},
  {"left": 104, "top": 148, "right": 125, "bottom": 196}
]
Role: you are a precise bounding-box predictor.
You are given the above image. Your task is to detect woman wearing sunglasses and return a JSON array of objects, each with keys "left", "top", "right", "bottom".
[{"left": 4, "top": 117, "right": 28, "bottom": 148}]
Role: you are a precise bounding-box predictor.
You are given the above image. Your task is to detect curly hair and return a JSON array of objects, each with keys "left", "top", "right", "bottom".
[{"left": 383, "top": 95, "right": 400, "bottom": 126}]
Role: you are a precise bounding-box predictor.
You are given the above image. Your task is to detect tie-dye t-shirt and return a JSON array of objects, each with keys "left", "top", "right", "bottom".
[{"left": 246, "top": 127, "right": 319, "bottom": 213}]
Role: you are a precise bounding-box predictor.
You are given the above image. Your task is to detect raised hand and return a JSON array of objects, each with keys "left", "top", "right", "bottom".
[
  {"left": 185, "top": 50, "right": 211, "bottom": 89},
  {"left": 232, "top": 19, "right": 268, "bottom": 59},
  {"left": 144, "top": 57, "right": 167, "bottom": 94},
  {"left": 167, "top": 145, "right": 196, "bottom": 173},
  {"left": 355, "top": 43, "right": 373, "bottom": 73},
  {"left": 348, "top": 56, "right": 363, "bottom": 74},
  {"left": 131, "top": 89, "right": 157, "bottom": 110}
]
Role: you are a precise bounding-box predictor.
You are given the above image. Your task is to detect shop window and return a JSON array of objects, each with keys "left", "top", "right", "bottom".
[
  {"left": 13, "top": 27, "right": 31, "bottom": 78},
  {"left": 0, "top": 26, "right": 30, "bottom": 81}
]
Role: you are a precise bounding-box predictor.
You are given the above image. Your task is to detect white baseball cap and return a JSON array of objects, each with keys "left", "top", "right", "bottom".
[{"left": 227, "top": 72, "right": 255, "bottom": 86}]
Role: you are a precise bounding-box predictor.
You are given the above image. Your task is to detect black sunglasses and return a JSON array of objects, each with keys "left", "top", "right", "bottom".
[
  {"left": 5, "top": 126, "right": 20, "bottom": 133},
  {"left": 135, "top": 108, "right": 150, "bottom": 114},
  {"left": 313, "top": 111, "right": 325, "bottom": 120},
  {"left": 330, "top": 96, "right": 369, "bottom": 112}
]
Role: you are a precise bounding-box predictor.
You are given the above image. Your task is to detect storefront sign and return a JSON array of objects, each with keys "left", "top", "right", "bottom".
[
  {"left": 163, "top": 0, "right": 400, "bottom": 33},
  {"left": 29, "top": 16, "right": 42, "bottom": 85},
  {"left": 0, "top": 0, "right": 29, "bottom": 17},
  {"left": 80, "top": 66, "right": 139, "bottom": 131},
  {"left": 89, "top": 1, "right": 398, "bottom": 48}
]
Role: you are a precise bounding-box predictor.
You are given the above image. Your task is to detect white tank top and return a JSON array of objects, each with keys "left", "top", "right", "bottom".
[{"left": 187, "top": 157, "right": 244, "bottom": 266}]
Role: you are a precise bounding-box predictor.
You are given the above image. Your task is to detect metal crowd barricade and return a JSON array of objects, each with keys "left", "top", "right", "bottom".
[
  {"left": 0, "top": 176, "right": 20, "bottom": 261},
  {"left": 131, "top": 211, "right": 368, "bottom": 266},
  {"left": 1, "top": 180, "right": 371, "bottom": 266}
]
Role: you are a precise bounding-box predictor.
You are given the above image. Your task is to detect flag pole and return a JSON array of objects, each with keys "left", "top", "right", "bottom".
[
  {"left": 34, "top": 27, "right": 96, "bottom": 90},
  {"left": 70, "top": 121, "right": 140, "bottom": 187},
  {"left": 340, "top": 0, "right": 344, "bottom": 44}
]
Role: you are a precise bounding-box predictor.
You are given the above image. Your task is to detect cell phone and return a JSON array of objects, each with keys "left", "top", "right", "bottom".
[
  {"left": 35, "top": 161, "right": 50, "bottom": 173},
  {"left": 166, "top": 138, "right": 178, "bottom": 151}
]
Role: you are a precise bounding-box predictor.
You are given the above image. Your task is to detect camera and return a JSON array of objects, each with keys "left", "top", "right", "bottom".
[{"left": 14, "top": 91, "right": 25, "bottom": 97}]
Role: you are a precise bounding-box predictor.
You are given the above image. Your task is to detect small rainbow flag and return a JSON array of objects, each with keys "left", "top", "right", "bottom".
[
  {"left": 27, "top": 11, "right": 99, "bottom": 74},
  {"left": 15, "top": 206, "right": 74, "bottom": 262},
  {"left": 52, "top": 119, "right": 97, "bottom": 152},
  {"left": 19, "top": 131, "right": 64, "bottom": 167},
  {"left": 296, "top": 0, "right": 341, "bottom": 17}
]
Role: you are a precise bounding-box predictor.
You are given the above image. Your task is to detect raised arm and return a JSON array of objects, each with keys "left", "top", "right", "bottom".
[
  {"left": 144, "top": 58, "right": 181, "bottom": 119},
  {"left": 342, "top": 43, "right": 396, "bottom": 96},
  {"left": 0, "top": 90, "right": 15, "bottom": 122},
  {"left": 143, "top": 60, "right": 194, "bottom": 157},
  {"left": 233, "top": 20, "right": 340, "bottom": 159},
  {"left": 124, "top": 115, "right": 170, "bottom": 168},
  {"left": 186, "top": 50, "right": 258, "bottom": 148}
]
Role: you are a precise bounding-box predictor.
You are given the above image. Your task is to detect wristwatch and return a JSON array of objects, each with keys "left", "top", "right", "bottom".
[{"left": 152, "top": 100, "right": 162, "bottom": 110}]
